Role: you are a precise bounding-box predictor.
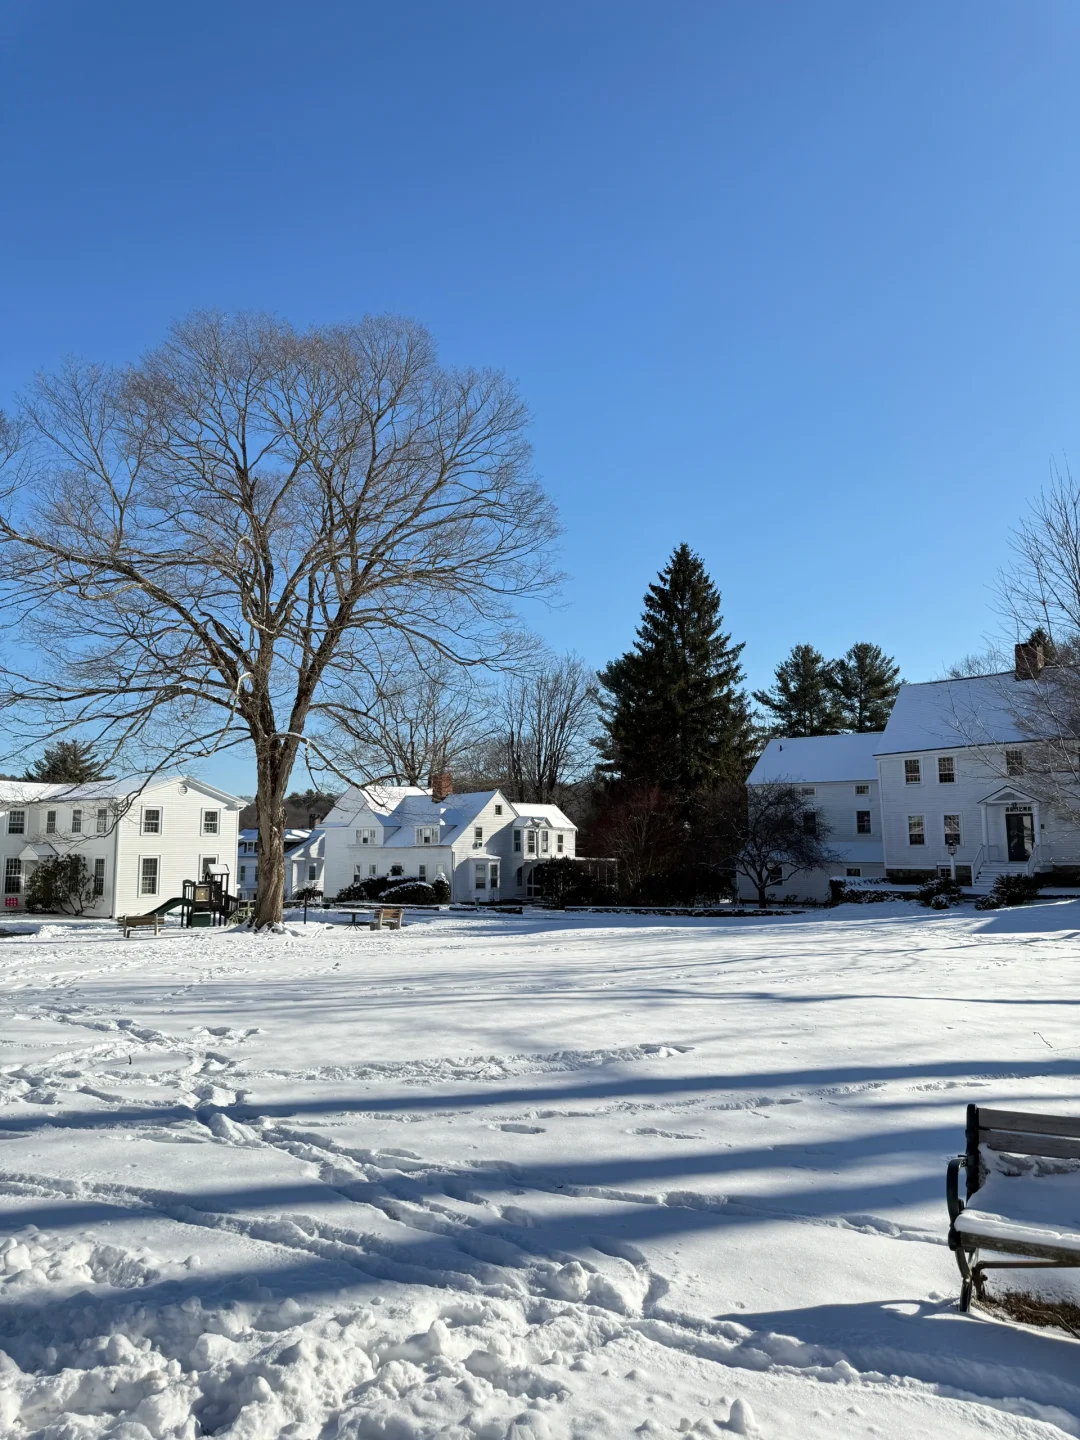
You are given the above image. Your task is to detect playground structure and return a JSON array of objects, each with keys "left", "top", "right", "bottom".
[{"left": 117, "top": 869, "right": 239, "bottom": 935}]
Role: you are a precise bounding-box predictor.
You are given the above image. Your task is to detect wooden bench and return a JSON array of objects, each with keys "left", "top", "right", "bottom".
[
  {"left": 117, "top": 913, "right": 163, "bottom": 939},
  {"left": 947, "top": 1103, "right": 1080, "bottom": 1311},
  {"left": 370, "top": 905, "right": 404, "bottom": 931}
]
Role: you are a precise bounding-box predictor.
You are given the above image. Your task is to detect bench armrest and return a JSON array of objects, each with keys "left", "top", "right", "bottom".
[{"left": 946, "top": 1154, "right": 966, "bottom": 1225}]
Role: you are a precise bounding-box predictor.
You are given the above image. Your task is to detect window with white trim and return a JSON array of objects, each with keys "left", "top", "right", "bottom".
[
  {"left": 513, "top": 829, "right": 522, "bottom": 851},
  {"left": 7, "top": 810, "right": 25, "bottom": 835},
  {"left": 92, "top": 858, "right": 105, "bottom": 897},
  {"left": 473, "top": 826, "right": 483, "bottom": 849},
  {"left": 526, "top": 830, "right": 536, "bottom": 855},
  {"left": 494, "top": 804, "right": 503, "bottom": 816},
  {"left": 907, "top": 815, "right": 925, "bottom": 845},
  {"left": 944, "top": 814, "right": 962, "bottom": 847},
  {"left": 490, "top": 862, "right": 499, "bottom": 889},
  {"left": 937, "top": 756, "right": 955, "bottom": 784},
  {"left": 356, "top": 828, "right": 377, "bottom": 845},
  {"left": 308, "top": 863, "right": 318, "bottom": 881},
  {"left": 1006, "top": 748, "right": 1025, "bottom": 777},
  {"left": 800, "top": 787, "right": 816, "bottom": 797},
  {"left": 802, "top": 811, "right": 817, "bottom": 836},
  {"left": 474, "top": 862, "right": 487, "bottom": 889},
  {"left": 856, "top": 810, "right": 871, "bottom": 834},
  {"left": 4, "top": 858, "right": 20, "bottom": 893},
  {"left": 140, "top": 857, "right": 159, "bottom": 896},
  {"left": 556, "top": 832, "right": 564, "bottom": 853},
  {"left": 418, "top": 864, "right": 427, "bottom": 881},
  {"left": 71, "top": 808, "right": 82, "bottom": 834},
  {"left": 141, "top": 807, "right": 161, "bottom": 835},
  {"left": 904, "top": 759, "right": 921, "bottom": 785},
  {"left": 45, "top": 810, "right": 57, "bottom": 835},
  {"left": 414, "top": 826, "right": 438, "bottom": 845},
  {"left": 541, "top": 829, "right": 549, "bottom": 853},
  {"left": 369, "top": 864, "right": 377, "bottom": 877},
  {"left": 240, "top": 865, "right": 247, "bottom": 882},
  {"left": 846, "top": 867, "right": 861, "bottom": 877},
  {"left": 96, "top": 807, "right": 108, "bottom": 834},
  {"left": 390, "top": 864, "right": 403, "bottom": 876},
  {"left": 855, "top": 784, "right": 870, "bottom": 796},
  {"left": 202, "top": 809, "right": 220, "bottom": 836}
]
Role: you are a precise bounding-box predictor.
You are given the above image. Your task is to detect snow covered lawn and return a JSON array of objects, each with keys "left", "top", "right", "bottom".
[{"left": 1, "top": 901, "right": 1079, "bottom": 1439}]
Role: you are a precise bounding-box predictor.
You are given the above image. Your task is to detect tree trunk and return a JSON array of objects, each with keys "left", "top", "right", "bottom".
[
  {"left": 756, "top": 880, "right": 767, "bottom": 907},
  {"left": 253, "top": 744, "right": 290, "bottom": 929}
]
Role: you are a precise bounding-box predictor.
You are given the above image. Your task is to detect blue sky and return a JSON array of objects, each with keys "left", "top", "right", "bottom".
[{"left": 2, "top": 1, "right": 1079, "bottom": 793}]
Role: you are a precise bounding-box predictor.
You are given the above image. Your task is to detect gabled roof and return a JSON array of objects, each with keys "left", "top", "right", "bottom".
[
  {"left": 748, "top": 733, "right": 883, "bottom": 785},
  {"left": 512, "top": 802, "right": 577, "bottom": 829},
  {"left": 322, "top": 784, "right": 429, "bottom": 825},
  {"left": 875, "top": 673, "right": 1049, "bottom": 755},
  {"left": 0, "top": 773, "right": 243, "bottom": 807}
]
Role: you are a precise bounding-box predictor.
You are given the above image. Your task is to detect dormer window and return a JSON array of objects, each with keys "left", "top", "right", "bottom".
[
  {"left": 415, "top": 826, "right": 438, "bottom": 845},
  {"left": 356, "top": 828, "right": 377, "bottom": 845}
]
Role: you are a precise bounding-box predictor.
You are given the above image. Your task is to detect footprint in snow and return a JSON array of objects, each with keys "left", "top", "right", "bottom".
[{"left": 494, "top": 1122, "right": 546, "bottom": 1134}]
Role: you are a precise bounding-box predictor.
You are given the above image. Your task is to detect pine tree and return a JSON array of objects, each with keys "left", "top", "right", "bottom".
[
  {"left": 23, "top": 739, "right": 107, "bottom": 783},
  {"left": 598, "top": 545, "right": 753, "bottom": 791},
  {"left": 753, "top": 644, "right": 843, "bottom": 737},
  {"left": 829, "top": 642, "right": 901, "bottom": 731}
]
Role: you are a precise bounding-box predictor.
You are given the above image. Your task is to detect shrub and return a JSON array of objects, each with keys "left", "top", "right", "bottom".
[
  {"left": 431, "top": 876, "right": 451, "bottom": 904},
  {"left": 332, "top": 877, "right": 386, "bottom": 903},
  {"left": 24, "top": 854, "right": 97, "bottom": 915},
  {"left": 929, "top": 892, "right": 951, "bottom": 910},
  {"left": 974, "top": 893, "right": 998, "bottom": 911},
  {"left": 990, "top": 872, "right": 1044, "bottom": 907},
  {"left": 626, "top": 864, "right": 733, "bottom": 908},
  {"left": 918, "top": 875, "right": 962, "bottom": 908},
  {"left": 379, "top": 880, "right": 436, "bottom": 905}
]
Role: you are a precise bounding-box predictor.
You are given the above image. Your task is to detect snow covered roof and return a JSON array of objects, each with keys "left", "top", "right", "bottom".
[
  {"left": 512, "top": 802, "right": 577, "bottom": 830},
  {"left": 0, "top": 773, "right": 243, "bottom": 806},
  {"left": 875, "top": 674, "right": 1048, "bottom": 755},
  {"left": 322, "top": 784, "right": 430, "bottom": 825},
  {"left": 748, "top": 733, "right": 883, "bottom": 785}
]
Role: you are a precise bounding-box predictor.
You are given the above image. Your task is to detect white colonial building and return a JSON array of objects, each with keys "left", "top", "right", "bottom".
[
  {"left": 0, "top": 775, "right": 243, "bottom": 918},
  {"left": 741, "top": 644, "right": 1080, "bottom": 902},
  {"left": 315, "top": 780, "right": 577, "bottom": 903}
]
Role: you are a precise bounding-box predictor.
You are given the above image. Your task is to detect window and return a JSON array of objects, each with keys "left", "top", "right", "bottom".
[
  {"left": 513, "top": 829, "right": 522, "bottom": 852},
  {"left": 390, "top": 864, "right": 403, "bottom": 877},
  {"left": 202, "top": 810, "right": 220, "bottom": 836},
  {"left": 414, "top": 826, "right": 438, "bottom": 845},
  {"left": 907, "top": 815, "right": 925, "bottom": 845},
  {"left": 473, "top": 826, "right": 483, "bottom": 849},
  {"left": 418, "top": 864, "right": 427, "bottom": 881},
  {"left": 4, "top": 858, "right": 20, "bottom": 894},
  {"left": 475, "top": 862, "right": 487, "bottom": 889},
  {"left": 767, "top": 865, "right": 783, "bottom": 884},
  {"left": 141, "top": 808, "right": 161, "bottom": 835},
  {"left": 490, "top": 863, "right": 499, "bottom": 889},
  {"left": 45, "top": 810, "right": 57, "bottom": 835},
  {"left": 96, "top": 808, "right": 108, "bottom": 835},
  {"left": 527, "top": 830, "right": 536, "bottom": 855},
  {"left": 856, "top": 810, "right": 872, "bottom": 834},
  {"left": 356, "top": 828, "right": 377, "bottom": 845},
  {"left": 904, "top": 759, "right": 921, "bottom": 785},
  {"left": 800, "top": 787, "right": 816, "bottom": 797},
  {"left": 802, "top": 811, "right": 817, "bottom": 836},
  {"left": 240, "top": 865, "right": 247, "bottom": 882},
  {"left": 516, "top": 867, "right": 522, "bottom": 885},
  {"left": 556, "top": 832, "right": 564, "bottom": 853},
  {"left": 541, "top": 829, "right": 550, "bottom": 853},
  {"left": 494, "top": 804, "right": 503, "bottom": 816},
  {"left": 7, "top": 810, "right": 25, "bottom": 835},
  {"left": 846, "top": 867, "right": 861, "bottom": 878},
  {"left": 92, "top": 858, "right": 105, "bottom": 897},
  {"left": 71, "top": 809, "right": 82, "bottom": 834},
  {"left": 944, "top": 814, "right": 962, "bottom": 847},
  {"left": 201, "top": 857, "right": 217, "bottom": 878},
  {"left": 855, "top": 784, "right": 870, "bottom": 796},
  {"left": 308, "top": 863, "right": 318, "bottom": 882},
  {"left": 1006, "top": 748, "right": 1025, "bottom": 777},
  {"left": 937, "top": 757, "right": 955, "bottom": 784},
  {"left": 140, "top": 857, "right": 159, "bottom": 896},
  {"left": 369, "top": 864, "right": 377, "bottom": 877}
]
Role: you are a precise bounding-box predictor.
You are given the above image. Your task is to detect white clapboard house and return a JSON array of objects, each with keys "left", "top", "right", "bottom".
[
  {"left": 315, "top": 777, "right": 577, "bottom": 903},
  {"left": 741, "top": 642, "right": 1080, "bottom": 901},
  {"left": 0, "top": 776, "right": 243, "bottom": 918}
]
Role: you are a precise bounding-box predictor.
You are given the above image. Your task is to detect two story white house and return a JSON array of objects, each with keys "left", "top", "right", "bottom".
[
  {"left": 316, "top": 779, "right": 577, "bottom": 903},
  {"left": 740, "top": 732, "right": 886, "bottom": 902},
  {"left": 742, "top": 643, "right": 1080, "bottom": 901},
  {"left": 0, "top": 775, "right": 243, "bottom": 918}
]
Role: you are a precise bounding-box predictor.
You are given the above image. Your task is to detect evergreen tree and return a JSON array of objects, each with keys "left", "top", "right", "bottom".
[
  {"left": 829, "top": 642, "right": 901, "bottom": 731},
  {"left": 753, "top": 644, "right": 843, "bottom": 737},
  {"left": 23, "top": 739, "right": 107, "bottom": 783},
  {"left": 598, "top": 545, "right": 753, "bottom": 791}
]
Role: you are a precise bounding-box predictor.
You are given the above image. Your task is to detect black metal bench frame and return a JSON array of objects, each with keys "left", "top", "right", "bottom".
[{"left": 947, "top": 1102, "right": 1080, "bottom": 1312}]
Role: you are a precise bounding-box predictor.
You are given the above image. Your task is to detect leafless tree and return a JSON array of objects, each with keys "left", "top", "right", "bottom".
[
  {"left": 731, "top": 781, "right": 836, "bottom": 907},
  {"left": 0, "top": 312, "right": 558, "bottom": 926},
  {"left": 495, "top": 654, "right": 598, "bottom": 804},
  {"left": 319, "top": 657, "right": 490, "bottom": 787}
]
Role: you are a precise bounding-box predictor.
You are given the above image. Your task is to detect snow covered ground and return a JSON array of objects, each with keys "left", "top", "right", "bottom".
[{"left": 1, "top": 901, "right": 1078, "bottom": 1439}]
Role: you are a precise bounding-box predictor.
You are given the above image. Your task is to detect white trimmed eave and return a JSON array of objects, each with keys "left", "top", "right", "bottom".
[{"left": 978, "top": 784, "right": 1040, "bottom": 807}]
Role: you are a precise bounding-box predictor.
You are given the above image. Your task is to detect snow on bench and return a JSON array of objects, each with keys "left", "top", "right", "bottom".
[{"left": 947, "top": 1103, "right": 1080, "bottom": 1311}]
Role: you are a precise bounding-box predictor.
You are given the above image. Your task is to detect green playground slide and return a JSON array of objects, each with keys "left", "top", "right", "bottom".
[{"left": 144, "top": 896, "right": 186, "bottom": 917}]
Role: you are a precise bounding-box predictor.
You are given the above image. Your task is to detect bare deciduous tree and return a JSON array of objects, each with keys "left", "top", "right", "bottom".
[
  {"left": 0, "top": 313, "right": 558, "bottom": 926},
  {"left": 496, "top": 654, "right": 597, "bottom": 804},
  {"left": 730, "top": 781, "right": 836, "bottom": 907}
]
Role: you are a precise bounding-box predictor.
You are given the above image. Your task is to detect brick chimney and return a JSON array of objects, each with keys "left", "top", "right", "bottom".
[
  {"left": 429, "top": 771, "right": 452, "bottom": 802},
  {"left": 1014, "top": 638, "right": 1046, "bottom": 681}
]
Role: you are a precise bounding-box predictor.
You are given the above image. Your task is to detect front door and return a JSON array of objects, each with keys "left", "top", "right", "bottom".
[{"left": 1006, "top": 811, "right": 1035, "bottom": 861}]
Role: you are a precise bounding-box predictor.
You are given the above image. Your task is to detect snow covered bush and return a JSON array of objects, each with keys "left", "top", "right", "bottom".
[
  {"left": 930, "top": 893, "right": 951, "bottom": 910},
  {"left": 918, "top": 875, "right": 961, "bottom": 907},
  {"left": 431, "top": 875, "right": 451, "bottom": 904},
  {"left": 379, "top": 880, "right": 437, "bottom": 904},
  {"left": 989, "top": 872, "right": 1044, "bottom": 907},
  {"left": 333, "top": 878, "right": 385, "bottom": 903}
]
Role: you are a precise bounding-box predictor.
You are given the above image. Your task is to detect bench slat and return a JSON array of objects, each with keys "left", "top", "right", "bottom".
[
  {"left": 977, "top": 1107, "right": 1080, "bottom": 1139},
  {"left": 954, "top": 1231, "right": 1080, "bottom": 1264},
  {"left": 982, "top": 1128, "right": 1080, "bottom": 1160}
]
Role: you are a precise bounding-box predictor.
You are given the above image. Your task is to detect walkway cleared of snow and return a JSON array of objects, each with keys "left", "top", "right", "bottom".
[{"left": 0, "top": 901, "right": 1078, "bottom": 1438}]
